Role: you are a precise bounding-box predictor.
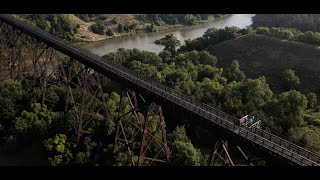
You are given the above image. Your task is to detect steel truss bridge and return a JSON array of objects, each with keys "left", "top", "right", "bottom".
[{"left": 0, "top": 14, "right": 319, "bottom": 166}]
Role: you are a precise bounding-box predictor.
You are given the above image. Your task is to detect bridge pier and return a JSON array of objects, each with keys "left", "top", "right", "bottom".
[{"left": 113, "top": 89, "right": 169, "bottom": 166}]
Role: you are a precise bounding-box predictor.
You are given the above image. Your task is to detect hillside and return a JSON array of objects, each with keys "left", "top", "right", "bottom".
[
  {"left": 252, "top": 14, "right": 320, "bottom": 32},
  {"left": 208, "top": 34, "right": 320, "bottom": 94},
  {"left": 69, "top": 15, "right": 107, "bottom": 42}
]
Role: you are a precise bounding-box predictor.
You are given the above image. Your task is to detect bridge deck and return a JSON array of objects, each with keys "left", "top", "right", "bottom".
[{"left": 1, "top": 14, "right": 319, "bottom": 166}]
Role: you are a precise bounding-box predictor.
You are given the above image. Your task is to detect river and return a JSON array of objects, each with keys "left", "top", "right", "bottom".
[{"left": 81, "top": 14, "right": 254, "bottom": 56}]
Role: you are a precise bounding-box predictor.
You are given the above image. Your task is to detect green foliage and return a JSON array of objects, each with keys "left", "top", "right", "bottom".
[
  {"left": 176, "top": 50, "right": 218, "bottom": 67},
  {"left": 254, "top": 26, "right": 320, "bottom": 46},
  {"left": 288, "top": 126, "right": 320, "bottom": 152},
  {"left": 183, "top": 14, "right": 199, "bottom": 25},
  {"left": 14, "top": 103, "right": 58, "bottom": 137},
  {"left": 105, "top": 28, "right": 114, "bottom": 36},
  {"left": 252, "top": 14, "right": 320, "bottom": 32},
  {"left": 168, "top": 126, "right": 202, "bottom": 166},
  {"left": 222, "top": 77, "right": 273, "bottom": 117},
  {"left": 298, "top": 31, "right": 320, "bottom": 45},
  {"left": 146, "top": 23, "right": 157, "bottom": 32},
  {"left": 194, "top": 78, "right": 224, "bottom": 106},
  {"left": 165, "top": 69, "right": 191, "bottom": 87},
  {"left": 203, "top": 26, "right": 242, "bottom": 43},
  {"left": 168, "top": 126, "right": 190, "bottom": 143},
  {"left": 91, "top": 21, "right": 106, "bottom": 35},
  {"left": 304, "top": 110, "right": 320, "bottom": 126},
  {"left": 269, "top": 27, "right": 295, "bottom": 40},
  {"left": 0, "top": 80, "right": 26, "bottom": 139},
  {"left": 197, "top": 65, "right": 223, "bottom": 81},
  {"left": 182, "top": 26, "right": 244, "bottom": 52},
  {"left": 26, "top": 14, "right": 78, "bottom": 42},
  {"left": 269, "top": 90, "right": 307, "bottom": 132},
  {"left": 181, "top": 25, "right": 320, "bottom": 55},
  {"left": 256, "top": 27, "right": 299, "bottom": 40},
  {"left": 43, "top": 134, "right": 75, "bottom": 166},
  {"left": 127, "top": 61, "right": 162, "bottom": 82},
  {"left": 155, "top": 34, "right": 181, "bottom": 54},
  {"left": 255, "top": 27, "right": 271, "bottom": 36},
  {"left": 118, "top": 23, "right": 124, "bottom": 33},
  {"left": 281, "top": 69, "right": 300, "bottom": 90},
  {"left": 58, "top": 107, "right": 80, "bottom": 133},
  {"left": 75, "top": 137, "right": 97, "bottom": 165},
  {"left": 170, "top": 140, "right": 201, "bottom": 166},
  {"left": 224, "top": 60, "right": 246, "bottom": 82},
  {"left": 143, "top": 14, "right": 217, "bottom": 26},
  {"left": 306, "top": 92, "right": 317, "bottom": 109},
  {"left": 104, "top": 48, "right": 162, "bottom": 66},
  {"left": 252, "top": 110, "right": 283, "bottom": 135},
  {"left": 114, "top": 152, "right": 138, "bottom": 166},
  {"left": 158, "top": 50, "right": 173, "bottom": 63},
  {"left": 111, "top": 17, "right": 119, "bottom": 24}
]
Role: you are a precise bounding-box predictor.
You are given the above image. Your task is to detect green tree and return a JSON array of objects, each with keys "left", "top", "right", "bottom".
[
  {"left": 183, "top": 14, "right": 198, "bottom": 25},
  {"left": 198, "top": 51, "right": 217, "bottom": 66},
  {"left": 75, "top": 137, "right": 97, "bottom": 165},
  {"left": 170, "top": 140, "right": 201, "bottom": 166},
  {"left": 270, "top": 90, "right": 307, "bottom": 132},
  {"left": 194, "top": 78, "right": 224, "bottom": 106},
  {"left": 168, "top": 126, "right": 202, "bottom": 166},
  {"left": 118, "top": 23, "right": 124, "bottom": 33},
  {"left": 298, "top": 31, "right": 320, "bottom": 45},
  {"left": 288, "top": 125, "right": 320, "bottom": 152},
  {"left": 168, "top": 126, "right": 190, "bottom": 143},
  {"left": 105, "top": 28, "right": 114, "bottom": 36},
  {"left": 224, "top": 60, "right": 246, "bottom": 82},
  {"left": 197, "top": 65, "right": 223, "bottom": 81},
  {"left": 155, "top": 34, "right": 181, "bottom": 55},
  {"left": 282, "top": 69, "right": 300, "bottom": 90},
  {"left": 306, "top": 92, "right": 317, "bottom": 109},
  {"left": 14, "top": 103, "right": 59, "bottom": 137},
  {"left": 158, "top": 50, "right": 173, "bottom": 63},
  {"left": 222, "top": 77, "right": 273, "bottom": 117},
  {"left": 165, "top": 69, "right": 191, "bottom": 87},
  {"left": 146, "top": 23, "right": 157, "bottom": 32},
  {"left": 91, "top": 21, "right": 106, "bottom": 35},
  {"left": 252, "top": 14, "right": 320, "bottom": 32},
  {"left": 43, "top": 134, "right": 75, "bottom": 166},
  {"left": 255, "top": 27, "right": 271, "bottom": 36},
  {"left": 26, "top": 14, "right": 78, "bottom": 42},
  {"left": 0, "top": 80, "right": 26, "bottom": 139}
]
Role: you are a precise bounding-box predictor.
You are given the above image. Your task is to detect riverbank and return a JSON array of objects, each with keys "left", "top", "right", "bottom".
[
  {"left": 75, "top": 14, "right": 231, "bottom": 45},
  {"left": 79, "top": 14, "right": 254, "bottom": 56}
]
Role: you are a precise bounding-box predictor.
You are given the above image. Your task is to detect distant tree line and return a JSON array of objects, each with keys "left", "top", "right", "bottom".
[
  {"left": 138, "top": 14, "right": 223, "bottom": 26},
  {"left": 252, "top": 14, "right": 320, "bottom": 32},
  {"left": 180, "top": 26, "right": 320, "bottom": 53}
]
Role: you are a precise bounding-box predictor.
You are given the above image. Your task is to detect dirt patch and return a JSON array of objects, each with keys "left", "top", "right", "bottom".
[{"left": 69, "top": 15, "right": 107, "bottom": 42}]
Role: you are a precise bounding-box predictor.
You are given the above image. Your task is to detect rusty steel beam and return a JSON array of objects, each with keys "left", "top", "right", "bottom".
[
  {"left": 0, "top": 23, "right": 110, "bottom": 147},
  {"left": 113, "top": 89, "right": 169, "bottom": 166}
]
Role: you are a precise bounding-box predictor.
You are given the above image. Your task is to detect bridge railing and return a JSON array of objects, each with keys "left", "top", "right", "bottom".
[
  {"left": 94, "top": 53, "right": 320, "bottom": 165},
  {"left": 1, "top": 14, "right": 320, "bottom": 165}
]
